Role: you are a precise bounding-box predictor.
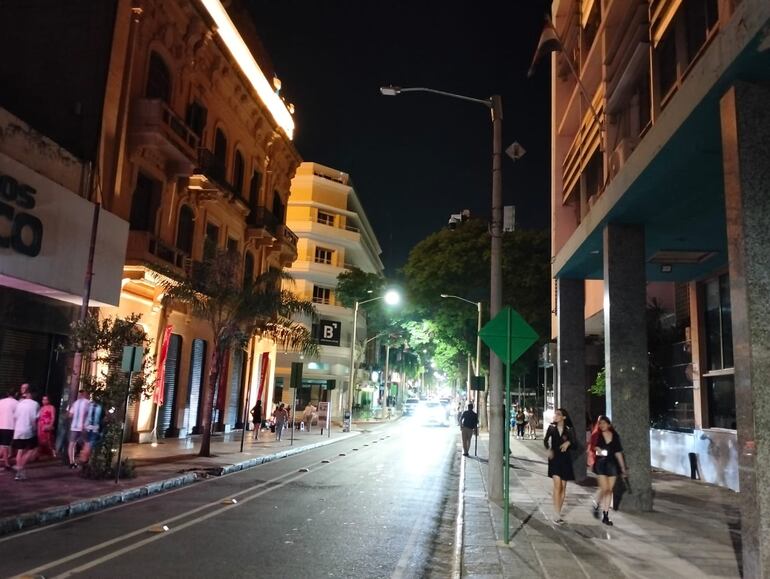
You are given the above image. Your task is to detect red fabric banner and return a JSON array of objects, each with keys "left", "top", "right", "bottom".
[
  {"left": 256, "top": 352, "right": 270, "bottom": 404},
  {"left": 152, "top": 326, "right": 174, "bottom": 405}
]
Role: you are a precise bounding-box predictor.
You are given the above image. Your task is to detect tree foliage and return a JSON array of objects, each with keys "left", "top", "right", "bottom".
[
  {"left": 402, "top": 219, "right": 551, "bottom": 378},
  {"left": 159, "top": 248, "right": 317, "bottom": 456},
  {"left": 69, "top": 314, "right": 153, "bottom": 479}
]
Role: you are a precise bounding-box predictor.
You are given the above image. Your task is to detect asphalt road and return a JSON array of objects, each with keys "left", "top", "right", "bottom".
[{"left": 0, "top": 418, "right": 461, "bottom": 579}]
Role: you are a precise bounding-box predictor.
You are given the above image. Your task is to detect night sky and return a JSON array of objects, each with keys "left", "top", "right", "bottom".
[{"left": 248, "top": 0, "right": 552, "bottom": 274}]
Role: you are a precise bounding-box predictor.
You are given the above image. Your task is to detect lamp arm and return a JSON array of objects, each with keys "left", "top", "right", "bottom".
[{"left": 398, "top": 87, "right": 492, "bottom": 108}]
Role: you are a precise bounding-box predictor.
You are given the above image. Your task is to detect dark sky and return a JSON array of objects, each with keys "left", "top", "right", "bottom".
[{"left": 248, "top": 1, "right": 552, "bottom": 274}]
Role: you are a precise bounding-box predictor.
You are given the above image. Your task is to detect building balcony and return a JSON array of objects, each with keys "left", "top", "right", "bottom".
[
  {"left": 128, "top": 99, "right": 199, "bottom": 175},
  {"left": 274, "top": 224, "right": 298, "bottom": 265},
  {"left": 125, "top": 230, "right": 190, "bottom": 277}
]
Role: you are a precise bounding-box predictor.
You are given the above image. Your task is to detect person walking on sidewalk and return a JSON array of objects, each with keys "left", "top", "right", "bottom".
[
  {"left": 37, "top": 395, "right": 57, "bottom": 458},
  {"left": 274, "top": 403, "right": 288, "bottom": 441},
  {"left": 12, "top": 386, "right": 39, "bottom": 480},
  {"left": 515, "top": 407, "right": 526, "bottom": 439},
  {"left": 544, "top": 407, "right": 577, "bottom": 524},
  {"left": 251, "top": 400, "right": 263, "bottom": 440},
  {"left": 81, "top": 399, "right": 103, "bottom": 465},
  {"left": 459, "top": 402, "right": 478, "bottom": 457},
  {"left": 67, "top": 390, "right": 90, "bottom": 468},
  {"left": 0, "top": 389, "right": 18, "bottom": 469},
  {"left": 588, "top": 415, "right": 628, "bottom": 526}
]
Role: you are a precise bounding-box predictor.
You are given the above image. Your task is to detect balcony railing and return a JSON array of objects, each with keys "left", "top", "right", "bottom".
[
  {"left": 195, "top": 148, "right": 240, "bottom": 197},
  {"left": 279, "top": 224, "right": 298, "bottom": 248},
  {"left": 126, "top": 230, "right": 190, "bottom": 274},
  {"left": 248, "top": 206, "right": 280, "bottom": 236},
  {"left": 129, "top": 99, "right": 199, "bottom": 165}
]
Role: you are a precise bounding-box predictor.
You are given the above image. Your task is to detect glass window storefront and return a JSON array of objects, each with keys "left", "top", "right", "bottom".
[{"left": 703, "top": 274, "right": 736, "bottom": 429}]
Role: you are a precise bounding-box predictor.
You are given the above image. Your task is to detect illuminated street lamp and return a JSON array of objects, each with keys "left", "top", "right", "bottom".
[
  {"left": 441, "top": 294, "right": 482, "bottom": 397},
  {"left": 346, "top": 290, "right": 400, "bottom": 430}
]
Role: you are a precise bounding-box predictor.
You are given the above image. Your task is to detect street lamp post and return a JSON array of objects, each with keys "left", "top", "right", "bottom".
[
  {"left": 346, "top": 290, "right": 400, "bottom": 431},
  {"left": 440, "top": 293, "right": 482, "bottom": 383},
  {"left": 382, "top": 84, "right": 504, "bottom": 501}
]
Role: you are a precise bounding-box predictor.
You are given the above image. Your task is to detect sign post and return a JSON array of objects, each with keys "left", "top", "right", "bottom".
[
  {"left": 479, "top": 306, "right": 538, "bottom": 544},
  {"left": 289, "top": 362, "right": 303, "bottom": 446},
  {"left": 117, "top": 345, "right": 143, "bottom": 484}
]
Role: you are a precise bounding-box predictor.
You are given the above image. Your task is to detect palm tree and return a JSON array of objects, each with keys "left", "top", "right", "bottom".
[{"left": 159, "top": 247, "right": 317, "bottom": 457}]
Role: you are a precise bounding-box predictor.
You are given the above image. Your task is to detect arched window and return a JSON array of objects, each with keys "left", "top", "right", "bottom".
[
  {"left": 129, "top": 173, "right": 162, "bottom": 232},
  {"left": 233, "top": 151, "right": 245, "bottom": 195},
  {"left": 214, "top": 128, "right": 228, "bottom": 166},
  {"left": 243, "top": 252, "right": 255, "bottom": 289},
  {"left": 176, "top": 205, "right": 195, "bottom": 254},
  {"left": 146, "top": 52, "right": 171, "bottom": 103}
]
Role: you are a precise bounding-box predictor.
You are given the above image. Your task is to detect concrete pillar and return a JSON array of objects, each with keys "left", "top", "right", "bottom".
[
  {"left": 720, "top": 81, "right": 770, "bottom": 579},
  {"left": 603, "top": 223, "right": 651, "bottom": 511},
  {"left": 557, "top": 277, "right": 587, "bottom": 481}
]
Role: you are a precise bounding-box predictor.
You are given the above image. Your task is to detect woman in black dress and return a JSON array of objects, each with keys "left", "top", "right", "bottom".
[
  {"left": 250, "top": 400, "right": 262, "bottom": 441},
  {"left": 544, "top": 407, "right": 576, "bottom": 524},
  {"left": 589, "top": 415, "right": 627, "bottom": 526}
]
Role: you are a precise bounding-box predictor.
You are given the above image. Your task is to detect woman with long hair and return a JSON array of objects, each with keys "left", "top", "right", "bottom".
[
  {"left": 544, "top": 407, "right": 576, "bottom": 524},
  {"left": 589, "top": 415, "right": 628, "bottom": 526}
]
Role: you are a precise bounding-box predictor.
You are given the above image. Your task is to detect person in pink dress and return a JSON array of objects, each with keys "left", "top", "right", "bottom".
[{"left": 37, "top": 395, "right": 56, "bottom": 458}]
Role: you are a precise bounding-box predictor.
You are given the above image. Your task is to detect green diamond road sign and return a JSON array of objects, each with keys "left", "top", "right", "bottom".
[{"left": 479, "top": 306, "right": 538, "bottom": 365}]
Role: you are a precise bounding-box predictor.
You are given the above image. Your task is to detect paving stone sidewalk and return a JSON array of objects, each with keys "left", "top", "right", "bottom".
[
  {"left": 0, "top": 427, "right": 358, "bottom": 535},
  {"left": 460, "top": 432, "right": 742, "bottom": 579}
]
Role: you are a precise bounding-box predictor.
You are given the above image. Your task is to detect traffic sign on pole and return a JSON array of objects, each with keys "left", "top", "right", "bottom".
[{"left": 478, "top": 306, "right": 538, "bottom": 364}]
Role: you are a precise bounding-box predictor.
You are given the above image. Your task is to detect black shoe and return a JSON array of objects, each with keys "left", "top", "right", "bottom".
[
  {"left": 463, "top": 452, "right": 470, "bottom": 456},
  {"left": 602, "top": 511, "right": 613, "bottom": 526},
  {"left": 592, "top": 502, "right": 600, "bottom": 519}
]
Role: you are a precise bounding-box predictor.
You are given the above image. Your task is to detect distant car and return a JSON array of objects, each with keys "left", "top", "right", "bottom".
[
  {"left": 418, "top": 400, "right": 451, "bottom": 427},
  {"left": 404, "top": 398, "right": 420, "bottom": 416}
]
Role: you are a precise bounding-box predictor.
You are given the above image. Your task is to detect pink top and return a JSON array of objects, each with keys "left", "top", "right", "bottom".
[{"left": 38, "top": 404, "right": 56, "bottom": 435}]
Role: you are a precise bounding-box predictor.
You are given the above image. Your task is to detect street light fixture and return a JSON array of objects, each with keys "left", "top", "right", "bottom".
[
  {"left": 346, "top": 290, "right": 401, "bottom": 431},
  {"left": 381, "top": 85, "right": 505, "bottom": 503},
  {"left": 440, "top": 293, "right": 482, "bottom": 387}
]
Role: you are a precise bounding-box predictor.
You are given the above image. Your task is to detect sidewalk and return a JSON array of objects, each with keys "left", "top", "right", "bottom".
[
  {"left": 0, "top": 426, "right": 358, "bottom": 535},
  {"left": 460, "top": 432, "right": 742, "bottom": 578}
]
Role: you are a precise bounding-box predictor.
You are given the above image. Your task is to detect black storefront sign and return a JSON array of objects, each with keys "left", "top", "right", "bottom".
[{"left": 318, "top": 319, "right": 341, "bottom": 346}]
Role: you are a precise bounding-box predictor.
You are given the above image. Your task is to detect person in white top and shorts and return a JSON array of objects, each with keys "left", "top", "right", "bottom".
[
  {"left": 0, "top": 389, "right": 18, "bottom": 469},
  {"left": 12, "top": 385, "right": 39, "bottom": 480},
  {"left": 68, "top": 390, "right": 90, "bottom": 468}
]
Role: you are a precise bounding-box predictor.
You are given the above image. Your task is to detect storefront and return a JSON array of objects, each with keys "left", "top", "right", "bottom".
[{"left": 0, "top": 110, "right": 128, "bottom": 413}]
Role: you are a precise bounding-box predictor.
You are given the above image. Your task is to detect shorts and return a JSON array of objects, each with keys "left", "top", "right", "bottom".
[
  {"left": 593, "top": 456, "right": 621, "bottom": 477},
  {"left": 69, "top": 430, "right": 88, "bottom": 444},
  {"left": 0, "top": 429, "right": 13, "bottom": 446},
  {"left": 12, "top": 436, "right": 37, "bottom": 450}
]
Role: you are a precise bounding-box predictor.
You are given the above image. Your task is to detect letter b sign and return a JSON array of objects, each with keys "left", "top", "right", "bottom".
[{"left": 318, "top": 320, "right": 341, "bottom": 346}]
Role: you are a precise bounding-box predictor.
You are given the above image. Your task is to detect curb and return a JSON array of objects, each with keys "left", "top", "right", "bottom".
[{"left": 0, "top": 432, "right": 357, "bottom": 536}]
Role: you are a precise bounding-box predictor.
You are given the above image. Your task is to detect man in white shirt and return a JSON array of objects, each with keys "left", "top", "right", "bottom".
[
  {"left": 0, "top": 389, "right": 18, "bottom": 469},
  {"left": 12, "top": 387, "right": 39, "bottom": 480},
  {"left": 68, "top": 390, "right": 90, "bottom": 468}
]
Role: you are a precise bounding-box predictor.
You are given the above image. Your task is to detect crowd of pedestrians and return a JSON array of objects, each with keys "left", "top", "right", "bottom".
[{"left": 0, "top": 384, "right": 102, "bottom": 480}]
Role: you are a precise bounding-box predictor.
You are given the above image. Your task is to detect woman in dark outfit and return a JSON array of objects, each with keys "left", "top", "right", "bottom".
[
  {"left": 250, "top": 400, "right": 262, "bottom": 441},
  {"left": 589, "top": 415, "right": 628, "bottom": 526},
  {"left": 544, "top": 407, "right": 576, "bottom": 524}
]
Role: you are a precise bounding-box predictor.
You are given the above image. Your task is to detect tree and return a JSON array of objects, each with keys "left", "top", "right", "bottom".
[
  {"left": 402, "top": 219, "right": 551, "bottom": 425},
  {"left": 69, "top": 314, "right": 153, "bottom": 479},
  {"left": 160, "top": 248, "right": 317, "bottom": 457}
]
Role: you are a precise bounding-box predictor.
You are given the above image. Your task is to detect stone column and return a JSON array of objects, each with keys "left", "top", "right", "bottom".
[
  {"left": 603, "top": 223, "right": 651, "bottom": 511},
  {"left": 720, "top": 81, "right": 770, "bottom": 579},
  {"left": 557, "top": 277, "right": 587, "bottom": 481}
]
